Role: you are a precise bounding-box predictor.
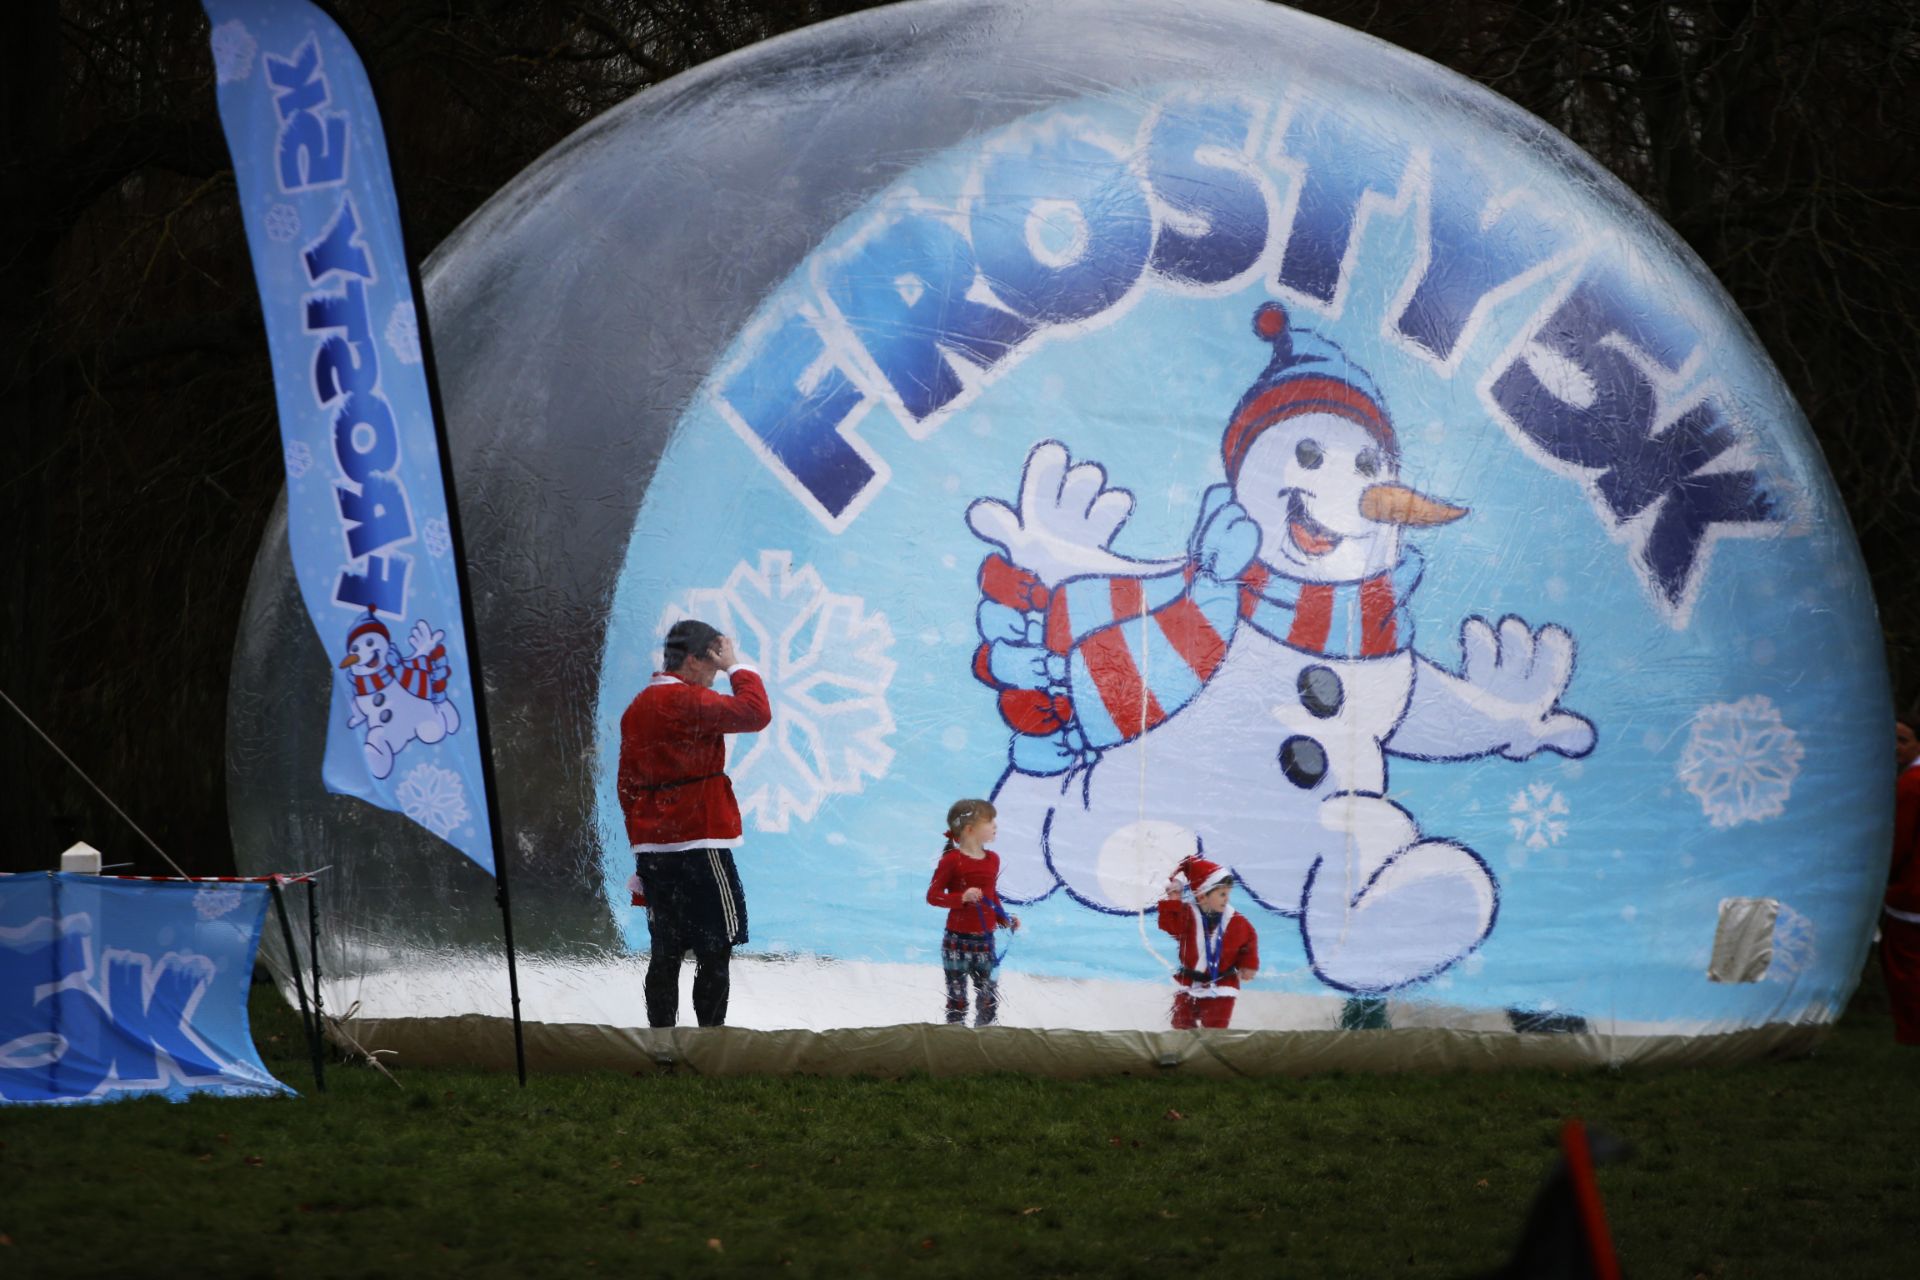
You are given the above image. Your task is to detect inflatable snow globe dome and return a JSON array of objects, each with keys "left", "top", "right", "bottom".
[{"left": 230, "top": 0, "right": 1893, "bottom": 1071}]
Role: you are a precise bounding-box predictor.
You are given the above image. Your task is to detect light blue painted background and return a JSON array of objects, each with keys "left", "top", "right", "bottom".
[{"left": 594, "top": 89, "right": 1887, "bottom": 1030}]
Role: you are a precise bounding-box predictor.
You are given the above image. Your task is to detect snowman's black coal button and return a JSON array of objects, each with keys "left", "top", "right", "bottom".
[
  {"left": 372, "top": 692, "right": 385, "bottom": 706},
  {"left": 1280, "top": 735, "right": 1327, "bottom": 789},
  {"left": 378, "top": 709, "right": 392, "bottom": 724},
  {"left": 1298, "top": 665, "right": 1342, "bottom": 718}
]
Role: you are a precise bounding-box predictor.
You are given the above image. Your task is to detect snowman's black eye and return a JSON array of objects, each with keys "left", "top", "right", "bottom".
[
  {"left": 1295, "top": 439, "right": 1323, "bottom": 469},
  {"left": 1355, "top": 449, "right": 1380, "bottom": 477}
]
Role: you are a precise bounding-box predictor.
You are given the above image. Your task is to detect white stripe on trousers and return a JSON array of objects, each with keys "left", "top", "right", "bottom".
[{"left": 709, "top": 848, "right": 741, "bottom": 943}]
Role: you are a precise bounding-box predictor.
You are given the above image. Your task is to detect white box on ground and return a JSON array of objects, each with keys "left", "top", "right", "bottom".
[{"left": 59, "top": 841, "right": 103, "bottom": 874}]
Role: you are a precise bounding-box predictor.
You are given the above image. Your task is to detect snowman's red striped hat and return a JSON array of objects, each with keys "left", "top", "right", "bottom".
[
  {"left": 1221, "top": 302, "right": 1397, "bottom": 482},
  {"left": 347, "top": 612, "right": 391, "bottom": 645},
  {"left": 1179, "top": 856, "right": 1233, "bottom": 898}
]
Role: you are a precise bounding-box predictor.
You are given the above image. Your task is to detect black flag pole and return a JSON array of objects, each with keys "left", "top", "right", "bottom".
[
  {"left": 311, "top": 1, "right": 528, "bottom": 1086},
  {"left": 399, "top": 155, "right": 529, "bottom": 1091},
  {"left": 412, "top": 296, "right": 528, "bottom": 1087}
]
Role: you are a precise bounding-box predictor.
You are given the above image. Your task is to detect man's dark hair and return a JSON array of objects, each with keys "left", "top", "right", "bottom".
[{"left": 663, "top": 619, "right": 722, "bottom": 671}]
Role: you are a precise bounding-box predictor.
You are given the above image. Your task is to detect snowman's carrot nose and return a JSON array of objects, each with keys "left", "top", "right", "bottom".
[
  {"left": 338, "top": 652, "right": 360, "bottom": 669},
  {"left": 1359, "top": 483, "right": 1468, "bottom": 527}
]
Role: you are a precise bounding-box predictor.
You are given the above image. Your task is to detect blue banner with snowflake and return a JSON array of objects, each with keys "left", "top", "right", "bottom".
[
  {"left": 204, "top": 0, "right": 493, "bottom": 873},
  {"left": 0, "top": 875, "right": 292, "bottom": 1105}
]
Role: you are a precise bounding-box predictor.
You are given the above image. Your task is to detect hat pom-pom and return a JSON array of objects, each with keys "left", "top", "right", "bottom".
[{"left": 1252, "top": 301, "right": 1289, "bottom": 343}]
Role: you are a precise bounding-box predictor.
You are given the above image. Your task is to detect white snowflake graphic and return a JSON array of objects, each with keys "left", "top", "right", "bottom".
[
  {"left": 1766, "top": 903, "right": 1816, "bottom": 983},
  {"left": 1678, "top": 695, "right": 1803, "bottom": 828},
  {"left": 661, "top": 551, "right": 896, "bottom": 831},
  {"left": 396, "top": 762, "right": 471, "bottom": 838},
  {"left": 194, "top": 883, "right": 245, "bottom": 921},
  {"left": 423, "top": 517, "right": 451, "bottom": 559},
  {"left": 1507, "top": 782, "right": 1570, "bottom": 851},
  {"left": 211, "top": 20, "right": 256, "bottom": 83},
  {"left": 284, "top": 440, "right": 313, "bottom": 479},
  {"left": 386, "top": 301, "right": 422, "bottom": 365},
  {"left": 263, "top": 202, "right": 300, "bottom": 243}
]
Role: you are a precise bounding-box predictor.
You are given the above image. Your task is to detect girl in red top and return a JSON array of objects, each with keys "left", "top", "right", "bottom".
[{"left": 926, "top": 798, "right": 1020, "bottom": 1025}]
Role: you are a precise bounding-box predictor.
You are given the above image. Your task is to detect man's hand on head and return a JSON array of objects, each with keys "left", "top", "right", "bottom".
[{"left": 709, "top": 636, "right": 739, "bottom": 670}]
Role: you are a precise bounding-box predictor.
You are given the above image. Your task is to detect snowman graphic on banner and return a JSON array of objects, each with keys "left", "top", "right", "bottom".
[
  {"left": 967, "top": 302, "right": 1597, "bottom": 995},
  {"left": 337, "top": 611, "right": 463, "bottom": 779}
]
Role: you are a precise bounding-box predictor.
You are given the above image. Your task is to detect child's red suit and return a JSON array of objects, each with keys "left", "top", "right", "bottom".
[{"left": 1157, "top": 900, "right": 1259, "bottom": 1029}]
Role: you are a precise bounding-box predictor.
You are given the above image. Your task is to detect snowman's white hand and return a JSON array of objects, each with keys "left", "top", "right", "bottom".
[
  {"left": 408, "top": 620, "right": 446, "bottom": 659},
  {"left": 1457, "top": 617, "right": 1595, "bottom": 759},
  {"left": 968, "top": 441, "right": 1168, "bottom": 588},
  {"left": 1459, "top": 617, "right": 1569, "bottom": 703},
  {"left": 347, "top": 706, "right": 367, "bottom": 728}
]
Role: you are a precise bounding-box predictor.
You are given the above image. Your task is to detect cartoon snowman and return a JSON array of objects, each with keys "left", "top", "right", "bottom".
[
  {"left": 338, "top": 612, "right": 462, "bottom": 779},
  {"left": 966, "top": 302, "right": 1595, "bottom": 994}
]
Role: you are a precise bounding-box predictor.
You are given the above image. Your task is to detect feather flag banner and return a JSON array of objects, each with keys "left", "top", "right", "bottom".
[{"left": 204, "top": 0, "right": 494, "bottom": 874}]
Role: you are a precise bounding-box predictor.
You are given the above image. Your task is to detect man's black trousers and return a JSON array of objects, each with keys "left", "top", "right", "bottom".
[{"left": 634, "top": 848, "right": 749, "bottom": 1027}]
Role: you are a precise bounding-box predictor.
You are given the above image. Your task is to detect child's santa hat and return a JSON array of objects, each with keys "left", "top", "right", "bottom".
[
  {"left": 1178, "top": 856, "right": 1233, "bottom": 898},
  {"left": 1221, "top": 302, "right": 1397, "bottom": 483}
]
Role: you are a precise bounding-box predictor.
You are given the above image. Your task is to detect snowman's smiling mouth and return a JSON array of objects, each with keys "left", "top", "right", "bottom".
[{"left": 1286, "top": 493, "right": 1341, "bottom": 557}]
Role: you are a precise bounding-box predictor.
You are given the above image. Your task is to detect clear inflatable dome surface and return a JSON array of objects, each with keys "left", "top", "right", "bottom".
[{"left": 230, "top": 0, "right": 1893, "bottom": 1073}]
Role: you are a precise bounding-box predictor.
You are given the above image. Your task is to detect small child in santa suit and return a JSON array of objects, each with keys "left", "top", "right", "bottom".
[
  {"left": 1158, "top": 856, "right": 1259, "bottom": 1029},
  {"left": 926, "top": 798, "right": 1020, "bottom": 1026}
]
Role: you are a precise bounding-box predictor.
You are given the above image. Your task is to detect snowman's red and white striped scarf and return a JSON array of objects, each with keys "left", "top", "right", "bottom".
[
  {"left": 348, "top": 643, "right": 448, "bottom": 700},
  {"left": 1048, "top": 550, "right": 1424, "bottom": 749}
]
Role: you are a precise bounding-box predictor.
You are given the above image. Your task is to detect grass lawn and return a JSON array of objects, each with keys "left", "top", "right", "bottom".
[{"left": 3, "top": 965, "right": 1916, "bottom": 1278}]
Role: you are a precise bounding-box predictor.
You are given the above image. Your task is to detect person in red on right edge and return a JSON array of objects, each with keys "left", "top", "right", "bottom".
[
  {"left": 1158, "top": 856, "right": 1258, "bottom": 1029},
  {"left": 1884, "top": 714, "right": 1920, "bottom": 1046}
]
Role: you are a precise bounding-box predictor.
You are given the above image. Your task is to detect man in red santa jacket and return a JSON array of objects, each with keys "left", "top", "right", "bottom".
[{"left": 618, "top": 619, "right": 772, "bottom": 1027}]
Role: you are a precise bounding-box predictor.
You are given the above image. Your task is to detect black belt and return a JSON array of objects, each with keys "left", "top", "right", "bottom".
[{"left": 632, "top": 772, "right": 724, "bottom": 792}]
